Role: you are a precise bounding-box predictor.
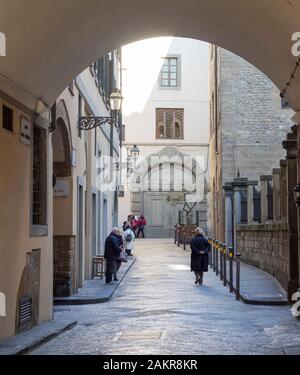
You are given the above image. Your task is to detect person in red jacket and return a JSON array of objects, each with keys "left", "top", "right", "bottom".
[{"left": 137, "top": 214, "right": 147, "bottom": 238}]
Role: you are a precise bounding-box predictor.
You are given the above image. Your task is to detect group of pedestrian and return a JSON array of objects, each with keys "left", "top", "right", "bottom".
[
  {"left": 104, "top": 214, "right": 147, "bottom": 284},
  {"left": 104, "top": 220, "right": 210, "bottom": 287},
  {"left": 124, "top": 214, "right": 147, "bottom": 239}
]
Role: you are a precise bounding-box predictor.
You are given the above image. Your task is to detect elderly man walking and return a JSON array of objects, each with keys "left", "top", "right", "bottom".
[{"left": 104, "top": 228, "right": 123, "bottom": 284}]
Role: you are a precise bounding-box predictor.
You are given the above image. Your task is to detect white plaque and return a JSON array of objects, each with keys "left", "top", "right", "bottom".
[
  {"left": 53, "top": 180, "right": 70, "bottom": 197},
  {"left": 20, "top": 117, "right": 31, "bottom": 146}
]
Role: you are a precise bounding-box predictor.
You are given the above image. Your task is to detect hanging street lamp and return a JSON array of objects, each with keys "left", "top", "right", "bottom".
[{"left": 78, "top": 88, "right": 123, "bottom": 130}]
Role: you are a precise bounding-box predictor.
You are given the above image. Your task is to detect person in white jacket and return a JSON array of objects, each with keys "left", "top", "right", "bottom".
[{"left": 123, "top": 222, "right": 135, "bottom": 257}]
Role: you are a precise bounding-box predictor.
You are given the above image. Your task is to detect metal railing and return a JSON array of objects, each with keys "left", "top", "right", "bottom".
[
  {"left": 174, "top": 227, "right": 241, "bottom": 301},
  {"left": 207, "top": 236, "right": 241, "bottom": 300}
]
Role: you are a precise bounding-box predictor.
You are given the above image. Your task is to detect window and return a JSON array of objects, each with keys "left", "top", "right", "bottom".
[
  {"left": 160, "top": 57, "right": 178, "bottom": 88},
  {"left": 78, "top": 94, "right": 82, "bottom": 138},
  {"left": 2, "top": 105, "right": 13, "bottom": 132},
  {"left": 156, "top": 108, "right": 184, "bottom": 139},
  {"left": 32, "top": 125, "right": 47, "bottom": 226}
]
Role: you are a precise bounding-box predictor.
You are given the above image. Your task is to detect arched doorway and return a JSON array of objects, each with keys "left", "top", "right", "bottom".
[
  {"left": 132, "top": 147, "right": 207, "bottom": 237},
  {"left": 52, "top": 100, "right": 75, "bottom": 297}
]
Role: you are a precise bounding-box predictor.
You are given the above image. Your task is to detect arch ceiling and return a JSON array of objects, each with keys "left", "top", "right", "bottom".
[{"left": 0, "top": 0, "right": 300, "bottom": 112}]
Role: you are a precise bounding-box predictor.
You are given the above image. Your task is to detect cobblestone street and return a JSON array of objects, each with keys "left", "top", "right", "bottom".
[{"left": 32, "top": 239, "right": 300, "bottom": 355}]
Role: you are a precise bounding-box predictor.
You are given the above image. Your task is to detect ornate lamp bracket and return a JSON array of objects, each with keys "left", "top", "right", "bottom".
[{"left": 78, "top": 116, "right": 114, "bottom": 130}]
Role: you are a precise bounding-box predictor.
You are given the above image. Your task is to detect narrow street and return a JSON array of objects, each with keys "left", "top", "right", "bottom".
[{"left": 32, "top": 239, "right": 300, "bottom": 355}]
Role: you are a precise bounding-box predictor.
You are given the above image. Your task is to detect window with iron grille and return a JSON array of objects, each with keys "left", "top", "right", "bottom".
[
  {"left": 32, "top": 125, "right": 47, "bottom": 226},
  {"left": 78, "top": 94, "right": 82, "bottom": 139},
  {"left": 2, "top": 105, "right": 13, "bottom": 132},
  {"left": 156, "top": 108, "right": 184, "bottom": 139},
  {"left": 160, "top": 57, "right": 178, "bottom": 88}
]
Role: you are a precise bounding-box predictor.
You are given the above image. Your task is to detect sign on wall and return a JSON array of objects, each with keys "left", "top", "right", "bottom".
[
  {"left": 20, "top": 117, "right": 31, "bottom": 146},
  {"left": 53, "top": 179, "right": 70, "bottom": 197}
]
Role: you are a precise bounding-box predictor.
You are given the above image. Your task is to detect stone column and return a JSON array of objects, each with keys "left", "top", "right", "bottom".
[
  {"left": 280, "top": 160, "right": 287, "bottom": 221},
  {"left": 223, "top": 183, "right": 233, "bottom": 247},
  {"left": 283, "top": 126, "right": 299, "bottom": 300},
  {"left": 247, "top": 181, "right": 258, "bottom": 224},
  {"left": 260, "top": 175, "right": 272, "bottom": 224},
  {"left": 272, "top": 168, "right": 281, "bottom": 223},
  {"left": 232, "top": 178, "right": 248, "bottom": 252}
]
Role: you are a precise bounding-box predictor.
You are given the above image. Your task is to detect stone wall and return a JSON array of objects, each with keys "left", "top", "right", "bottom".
[
  {"left": 219, "top": 48, "right": 294, "bottom": 183},
  {"left": 236, "top": 223, "right": 289, "bottom": 290},
  {"left": 53, "top": 236, "right": 76, "bottom": 297}
]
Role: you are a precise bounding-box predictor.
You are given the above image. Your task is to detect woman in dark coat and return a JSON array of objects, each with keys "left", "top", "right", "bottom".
[{"left": 190, "top": 227, "right": 210, "bottom": 285}]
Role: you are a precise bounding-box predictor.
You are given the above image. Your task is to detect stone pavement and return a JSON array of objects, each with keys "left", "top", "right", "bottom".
[
  {"left": 31, "top": 239, "right": 300, "bottom": 355},
  {"left": 54, "top": 257, "right": 136, "bottom": 305},
  {"left": 203, "top": 253, "right": 288, "bottom": 305},
  {"left": 0, "top": 318, "right": 76, "bottom": 355},
  {"left": 230, "top": 261, "right": 287, "bottom": 305}
]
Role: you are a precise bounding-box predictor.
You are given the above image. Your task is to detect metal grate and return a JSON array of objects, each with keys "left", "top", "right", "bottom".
[
  {"left": 118, "top": 330, "right": 164, "bottom": 340},
  {"left": 19, "top": 296, "right": 32, "bottom": 326},
  {"left": 2, "top": 105, "right": 13, "bottom": 132},
  {"left": 32, "top": 125, "right": 47, "bottom": 225}
]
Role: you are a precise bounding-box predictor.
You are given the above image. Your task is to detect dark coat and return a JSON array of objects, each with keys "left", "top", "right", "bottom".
[
  {"left": 104, "top": 233, "right": 122, "bottom": 261},
  {"left": 190, "top": 234, "right": 211, "bottom": 272}
]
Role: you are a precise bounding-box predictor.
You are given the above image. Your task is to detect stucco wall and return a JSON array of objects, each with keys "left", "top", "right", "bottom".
[{"left": 0, "top": 98, "right": 53, "bottom": 340}]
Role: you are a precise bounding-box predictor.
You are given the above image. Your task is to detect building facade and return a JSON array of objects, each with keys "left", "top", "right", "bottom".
[
  {"left": 118, "top": 37, "right": 210, "bottom": 237},
  {"left": 209, "top": 46, "right": 294, "bottom": 245},
  {"left": 0, "top": 50, "right": 121, "bottom": 340}
]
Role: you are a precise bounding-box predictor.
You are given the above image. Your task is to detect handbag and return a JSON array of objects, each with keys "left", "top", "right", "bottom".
[{"left": 119, "top": 250, "right": 128, "bottom": 263}]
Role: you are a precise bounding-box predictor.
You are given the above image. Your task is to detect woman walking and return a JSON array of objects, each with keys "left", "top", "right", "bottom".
[{"left": 190, "top": 227, "right": 210, "bottom": 285}]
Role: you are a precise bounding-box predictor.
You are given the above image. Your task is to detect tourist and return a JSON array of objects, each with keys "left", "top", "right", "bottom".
[
  {"left": 190, "top": 227, "right": 210, "bottom": 285},
  {"left": 136, "top": 214, "right": 147, "bottom": 238},
  {"left": 123, "top": 222, "right": 135, "bottom": 257}
]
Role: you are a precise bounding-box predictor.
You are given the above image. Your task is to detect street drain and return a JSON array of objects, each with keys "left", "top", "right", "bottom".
[{"left": 117, "top": 330, "right": 164, "bottom": 340}]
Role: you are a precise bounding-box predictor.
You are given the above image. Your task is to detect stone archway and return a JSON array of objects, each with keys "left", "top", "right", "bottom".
[{"left": 0, "top": 1, "right": 300, "bottom": 112}]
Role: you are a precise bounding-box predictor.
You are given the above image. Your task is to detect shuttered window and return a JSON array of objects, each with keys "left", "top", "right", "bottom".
[
  {"left": 156, "top": 108, "right": 184, "bottom": 139},
  {"left": 2, "top": 105, "right": 13, "bottom": 132}
]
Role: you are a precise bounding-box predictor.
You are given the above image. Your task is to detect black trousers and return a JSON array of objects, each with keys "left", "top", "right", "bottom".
[
  {"left": 106, "top": 260, "right": 117, "bottom": 283},
  {"left": 137, "top": 228, "right": 145, "bottom": 238}
]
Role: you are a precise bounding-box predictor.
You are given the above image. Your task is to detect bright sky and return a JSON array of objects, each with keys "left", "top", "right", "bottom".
[{"left": 122, "top": 37, "right": 174, "bottom": 116}]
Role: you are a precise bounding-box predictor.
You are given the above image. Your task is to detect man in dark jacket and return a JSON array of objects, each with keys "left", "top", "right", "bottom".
[
  {"left": 190, "top": 227, "right": 210, "bottom": 285},
  {"left": 104, "top": 228, "right": 123, "bottom": 284}
]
